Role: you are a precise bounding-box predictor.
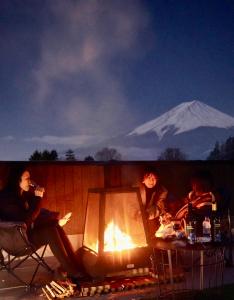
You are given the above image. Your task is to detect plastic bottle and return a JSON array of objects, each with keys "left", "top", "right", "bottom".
[{"left": 202, "top": 217, "right": 211, "bottom": 242}]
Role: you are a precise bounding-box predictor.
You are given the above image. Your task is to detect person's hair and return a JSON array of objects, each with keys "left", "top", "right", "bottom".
[
  {"left": 3, "top": 163, "right": 29, "bottom": 193},
  {"left": 142, "top": 166, "right": 160, "bottom": 180},
  {"left": 190, "top": 170, "right": 214, "bottom": 192}
]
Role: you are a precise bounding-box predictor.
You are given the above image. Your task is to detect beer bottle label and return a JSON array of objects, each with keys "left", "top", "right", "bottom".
[{"left": 212, "top": 202, "right": 217, "bottom": 211}]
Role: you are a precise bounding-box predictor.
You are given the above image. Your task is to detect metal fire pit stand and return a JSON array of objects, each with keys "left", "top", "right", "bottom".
[{"left": 150, "top": 238, "right": 225, "bottom": 298}]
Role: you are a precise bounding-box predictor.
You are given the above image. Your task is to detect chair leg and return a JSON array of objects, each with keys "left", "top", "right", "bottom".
[
  {"left": 1, "top": 255, "right": 29, "bottom": 287},
  {"left": 4, "top": 266, "right": 29, "bottom": 287},
  {"left": 29, "top": 244, "right": 54, "bottom": 286},
  {"left": 1, "top": 245, "right": 53, "bottom": 288}
]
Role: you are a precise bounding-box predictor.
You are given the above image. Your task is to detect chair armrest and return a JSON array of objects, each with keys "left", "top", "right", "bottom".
[{"left": 0, "top": 221, "right": 27, "bottom": 230}]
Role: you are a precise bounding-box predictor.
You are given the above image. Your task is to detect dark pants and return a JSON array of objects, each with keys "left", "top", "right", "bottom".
[{"left": 29, "top": 223, "right": 79, "bottom": 276}]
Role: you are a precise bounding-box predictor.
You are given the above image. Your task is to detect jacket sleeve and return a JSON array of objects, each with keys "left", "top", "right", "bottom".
[
  {"left": 24, "top": 195, "right": 43, "bottom": 228},
  {"left": 156, "top": 187, "right": 168, "bottom": 215},
  {"left": 147, "top": 186, "right": 168, "bottom": 220}
]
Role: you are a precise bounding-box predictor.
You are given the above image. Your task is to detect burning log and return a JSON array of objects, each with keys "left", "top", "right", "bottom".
[{"left": 83, "top": 187, "right": 150, "bottom": 277}]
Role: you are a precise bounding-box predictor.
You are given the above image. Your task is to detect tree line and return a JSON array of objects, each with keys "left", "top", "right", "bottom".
[
  {"left": 29, "top": 147, "right": 122, "bottom": 161},
  {"left": 28, "top": 136, "right": 234, "bottom": 161}
]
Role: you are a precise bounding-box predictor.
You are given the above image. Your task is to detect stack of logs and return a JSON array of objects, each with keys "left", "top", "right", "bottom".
[
  {"left": 42, "top": 280, "right": 77, "bottom": 299},
  {"left": 41, "top": 267, "right": 185, "bottom": 299}
]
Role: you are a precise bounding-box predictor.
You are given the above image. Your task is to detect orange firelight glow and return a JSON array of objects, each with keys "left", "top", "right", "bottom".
[
  {"left": 91, "top": 220, "right": 137, "bottom": 252},
  {"left": 104, "top": 221, "right": 137, "bottom": 252}
]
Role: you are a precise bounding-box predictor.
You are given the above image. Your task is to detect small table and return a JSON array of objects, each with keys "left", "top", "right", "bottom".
[{"left": 150, "top": 238, "right": 225, "bottom": 295}]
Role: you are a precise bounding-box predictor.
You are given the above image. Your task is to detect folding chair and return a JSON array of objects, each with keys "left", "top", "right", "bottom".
[{"left": 0, "top": 221, "right": 53, "bottom": 288}]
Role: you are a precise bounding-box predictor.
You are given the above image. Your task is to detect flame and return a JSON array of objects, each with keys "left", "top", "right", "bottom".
[
  {"left": 104, "top": 221, "right": 136, "bottom": 252},
  {"left": 89, "top": 221, "right": 137, "bottom": 252}
]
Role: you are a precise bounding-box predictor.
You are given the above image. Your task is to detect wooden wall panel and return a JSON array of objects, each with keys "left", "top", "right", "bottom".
[
  {"left": 63, "top": 166, "right": 75, "bottom": 233},
  {"left": 44, "top": 165, "right": 57, "bottom": 212},
  {"left": 73, "top": 166, "right": 84, "bottom": 234}
]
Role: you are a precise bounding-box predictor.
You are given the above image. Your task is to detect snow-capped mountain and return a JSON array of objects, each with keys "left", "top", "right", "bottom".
[
  {"left": 128, "top": 100, "right": 234, "bottom": 140},
  {"left": 74, "top": 100, "right": 234, "bottom": 160}
]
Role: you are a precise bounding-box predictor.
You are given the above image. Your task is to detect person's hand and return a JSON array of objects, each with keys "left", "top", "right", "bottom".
[
  {"left": 58, "top": 212, "right": 72, "bottom": 227},
  {"left": 34, "top": 186, "right": 45, "bottom": 198},
  {"left": 133, "top": 209, "right": 142, "bottom": 221}
]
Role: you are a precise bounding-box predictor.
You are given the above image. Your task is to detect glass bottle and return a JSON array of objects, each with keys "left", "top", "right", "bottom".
[
  {"left": 212, "top": 200, "right": 221, "bottom": 242},
  {"left": 186, "top": 203, "right": 197, "bottom": 244}
]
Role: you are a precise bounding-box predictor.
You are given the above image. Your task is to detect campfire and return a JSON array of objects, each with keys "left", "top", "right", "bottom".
[
  {"left": 104, "top": 220, "right": 137, "bottom": 252},
  {"left": 90, "top": 220, "right": 137, "bottom": 252},
  {"left": 81, "top": 187, "right": 151, "bottom": 277}
]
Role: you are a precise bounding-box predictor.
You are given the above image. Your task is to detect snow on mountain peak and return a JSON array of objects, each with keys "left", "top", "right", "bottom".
[{"left": 128, "top": 100, "right": 234, "bottom": 140}]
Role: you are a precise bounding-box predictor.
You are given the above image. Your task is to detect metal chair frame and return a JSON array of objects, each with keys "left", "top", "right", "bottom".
[{"left": 0, "top": 221, "right": 53, "bottom": 288}]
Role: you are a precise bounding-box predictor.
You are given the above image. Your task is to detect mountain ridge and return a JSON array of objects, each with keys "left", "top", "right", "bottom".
[
  {"left": 73, "top": 100, "right": 234, "bottom": 160},
  {"left": 128, "top": 100, "right": 234, "bottom": 140}
]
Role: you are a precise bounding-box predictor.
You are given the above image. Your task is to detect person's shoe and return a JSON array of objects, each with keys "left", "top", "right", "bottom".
[
  {"left": 68, "top": 271, "right": 92, "bottom": 284},
  {"left": 54, "top": 266, "right": 68, "bottom": 280}
]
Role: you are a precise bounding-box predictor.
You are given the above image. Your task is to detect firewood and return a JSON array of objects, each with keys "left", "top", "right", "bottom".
[
  {"left": 45, "top": 285, "right": 56, "bottom": 298},
  {"left": 42, "top": 287, "right": 53, "bottom": 300},
  {"left": 51, "top": 280, "right": 66, "bottom": 293},
  {"left": 49, "top": 282, "right": 63, "bottom": 294},
  {"left": 51, "top": 290, "right": 64, "bottom": 299}
]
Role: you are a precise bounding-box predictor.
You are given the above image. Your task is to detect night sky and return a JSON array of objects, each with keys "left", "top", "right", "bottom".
[{"left": 0, "top": 0, "right": 233, "bottom": 160}]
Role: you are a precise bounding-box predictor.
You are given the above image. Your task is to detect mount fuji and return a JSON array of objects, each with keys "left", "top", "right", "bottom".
[
  {"left": 74, "top": 100, "right": 234, "bottom": 160},
  {"left": 129, "top": 100, "right": 234, "bottom": 140}
]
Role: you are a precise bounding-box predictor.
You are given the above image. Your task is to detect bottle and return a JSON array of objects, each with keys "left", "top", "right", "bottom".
[
  {"left": 186, "top": 203, "right": 197, "bottom": 244},
  {"left": 211, "top": 198, "right": 222, "bottom": 242},
  {"left": 29, "top": 180, "right": 45, "bottom": 194},
  {"left": 202, "top": 216, "right": 211, "bottom": 241}
]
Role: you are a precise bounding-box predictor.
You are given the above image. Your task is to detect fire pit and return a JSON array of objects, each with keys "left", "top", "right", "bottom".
[{"left": 81, "top": 187, "right": 152, "bottom": 278}]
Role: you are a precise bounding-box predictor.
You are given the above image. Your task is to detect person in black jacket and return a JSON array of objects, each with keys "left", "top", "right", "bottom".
[
  {"left": 0, "top": 164, "right": 85, "bottom": 282},
  {"left": 139, "top": 166, "right": 169, "bottom": 239}
]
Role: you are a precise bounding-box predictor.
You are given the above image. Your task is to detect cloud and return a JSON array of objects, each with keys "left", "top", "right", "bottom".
[
  {"left": 1, "top": 135, "right": 14, "bottom": 141},
  {"left": 31, "top": 0, "right": 150, "bottom": 135},
  {"left": 24, "top": 134, "right": 106, "bottom": 147}
]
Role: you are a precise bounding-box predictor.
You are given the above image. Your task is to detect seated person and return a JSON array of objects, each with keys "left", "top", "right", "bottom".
[
  {"left": 0, "top": 164, "right": 86, "bottom": 283},
  {"left": 176, "top": 170, "right": 216, "bottom": 217},
  {"left": 175, "top": 170, "right": 218, "bottom": 235},
  {"left": 139, "top": 166, "right": 170, "bottom": 239}
]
